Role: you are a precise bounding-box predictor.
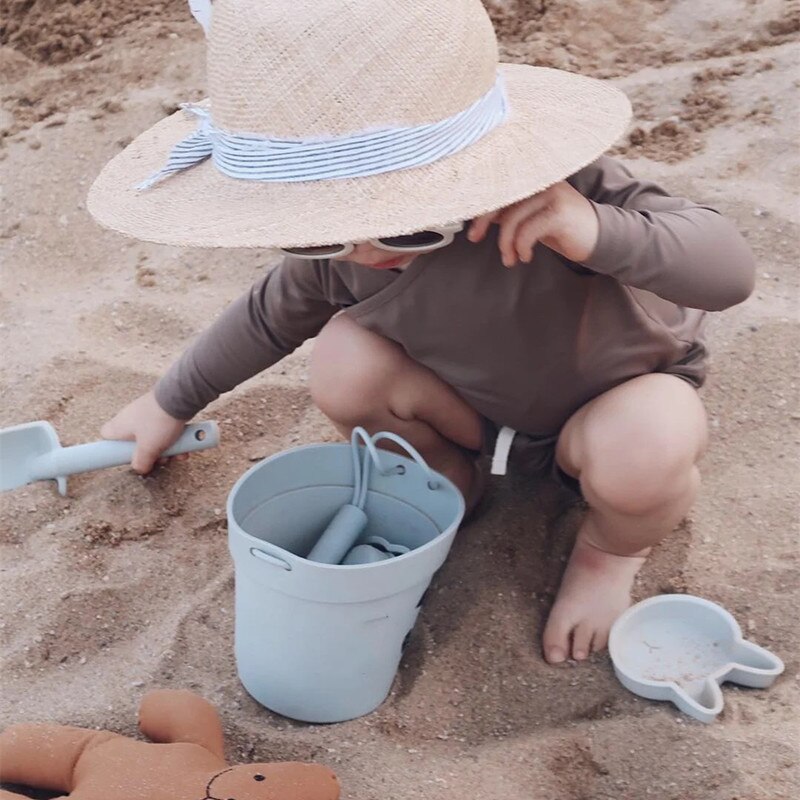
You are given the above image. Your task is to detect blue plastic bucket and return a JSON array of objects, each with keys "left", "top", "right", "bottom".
[{"left": 227, "top": 432, "right": 465, "bottom": 722}]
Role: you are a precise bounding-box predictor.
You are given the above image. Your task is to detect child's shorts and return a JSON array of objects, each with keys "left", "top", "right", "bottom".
[{"left": 479, "top": 417, "right": 583, "bottom": 498}]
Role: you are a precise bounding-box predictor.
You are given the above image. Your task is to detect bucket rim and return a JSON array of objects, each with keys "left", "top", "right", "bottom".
[{"left": 226, "top": 441, "right": 465, "bottom": 570}]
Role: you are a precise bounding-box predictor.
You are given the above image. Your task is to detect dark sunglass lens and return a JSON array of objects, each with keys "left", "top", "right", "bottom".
[
  {"left": 283, "top": 244, "right": 345, "bottom": 257},
  {"left": 379, "top": 230, "right": 445, "bottom": 248}
]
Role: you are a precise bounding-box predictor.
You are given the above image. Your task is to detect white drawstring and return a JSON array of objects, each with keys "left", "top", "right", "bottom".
[{"left": 490, "top": 426, "right": 517, "bottom": 476}]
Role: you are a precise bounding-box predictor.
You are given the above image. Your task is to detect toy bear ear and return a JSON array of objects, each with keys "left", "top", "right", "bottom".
[{"left": 188, "top": 0, "right": 212, "bottom": 35}]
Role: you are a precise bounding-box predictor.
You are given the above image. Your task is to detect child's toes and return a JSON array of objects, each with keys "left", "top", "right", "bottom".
[
  {"left": 570, "top": 622, "right": 595, "bottom": 661},
  {"left": 591, "top": 626, "right": 610, "bottom": 655},
  {"left": 542, "top": 611, "right": 573, "bottom": 664}
]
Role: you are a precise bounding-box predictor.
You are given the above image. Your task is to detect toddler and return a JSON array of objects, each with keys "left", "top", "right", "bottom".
[{"left": 90, "top": 0, "right": 756, "bottom": 665}]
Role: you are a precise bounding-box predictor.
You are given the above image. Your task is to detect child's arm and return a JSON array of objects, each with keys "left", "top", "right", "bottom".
[
  {"left": 153, "top": 257, "right": 339, "bottom": 420},
  {"left": 469, "top": 155, "right": 756, "bottom": 311},
  {"left": 103, "top": 257, "right": 340, "bottom": 472},
  {"left": 569, "top": 156, "right": 756, "bottom": 310}
]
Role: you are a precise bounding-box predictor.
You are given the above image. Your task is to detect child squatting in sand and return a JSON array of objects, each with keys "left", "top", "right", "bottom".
[{"left": 90, "top": 0, "right": 756, "bottom": 666}]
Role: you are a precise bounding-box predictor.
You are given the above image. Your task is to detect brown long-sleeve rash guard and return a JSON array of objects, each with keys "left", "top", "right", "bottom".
[{"left": 154, "top": 156, "right": 755, "bottom": 434}]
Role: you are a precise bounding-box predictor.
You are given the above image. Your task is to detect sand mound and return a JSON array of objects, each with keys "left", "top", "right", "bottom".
[{"left": 1, "top": 0, "right": 185, "bottom": 63}]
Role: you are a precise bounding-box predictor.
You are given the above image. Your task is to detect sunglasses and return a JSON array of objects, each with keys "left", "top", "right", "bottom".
[{"left": 280, "top": 221, "right": 464, "bottom": 260}]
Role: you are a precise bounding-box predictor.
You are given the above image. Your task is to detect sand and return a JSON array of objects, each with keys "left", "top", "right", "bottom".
[{"left": 1, "top": 1, "right": 798, "bottom": 798}]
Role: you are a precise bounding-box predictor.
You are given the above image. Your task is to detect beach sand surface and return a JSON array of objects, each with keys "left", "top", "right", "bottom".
[{"left": 1, "top": 1, "right": 798, "bottom": 798}]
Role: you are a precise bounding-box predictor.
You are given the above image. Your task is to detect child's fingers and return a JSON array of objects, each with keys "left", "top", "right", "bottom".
[
  {"left": 497, "top": 212, "right": 527, "bottom": 266},
  {"left": 515, "top": 211, "right": 555, "bottom": 262},
  {"left": 496, "top": 196, "right": 551, "bottom": 267},
  {"left": 153, "top": 452, "right": 190, "bottom": 468},
  {"left": 518, "top": 236, "right": 538, "bottom": 264},
  {"left": 467, "top": 211, "right": 498, "bottom": 243},
  {"left": 131, "top": 444, "right": 162, "bottom": 475}
]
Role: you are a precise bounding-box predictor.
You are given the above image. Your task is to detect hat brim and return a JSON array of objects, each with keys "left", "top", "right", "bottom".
[{"left": 87, "top": 64, "right": 631, "bottom": 249}]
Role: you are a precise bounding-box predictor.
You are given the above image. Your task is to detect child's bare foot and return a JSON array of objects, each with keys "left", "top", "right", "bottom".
[{"left": 542, "top": 527, "right": 647, "bottom": 664}]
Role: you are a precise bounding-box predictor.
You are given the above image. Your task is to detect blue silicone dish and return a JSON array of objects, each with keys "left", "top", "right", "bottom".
[{"left": 608, "top": 594, "right": 784, "bottom": 723}]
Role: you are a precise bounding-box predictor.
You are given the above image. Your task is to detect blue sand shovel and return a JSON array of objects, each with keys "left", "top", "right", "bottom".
[{"left": 0, "top": 420, "right": 219, "bottom": 495}]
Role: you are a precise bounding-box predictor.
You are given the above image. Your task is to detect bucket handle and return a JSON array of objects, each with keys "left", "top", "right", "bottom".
[
  {"left": 249, "top": 547, "right": 292, "bottom": 571},
  {"left": 351, "top": 428, "right": 441, "bottom": 503}
]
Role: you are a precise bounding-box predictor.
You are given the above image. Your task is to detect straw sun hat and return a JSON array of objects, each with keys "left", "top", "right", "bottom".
[{"left": 87, "top": 0, "right": 632, "bottom": 249}]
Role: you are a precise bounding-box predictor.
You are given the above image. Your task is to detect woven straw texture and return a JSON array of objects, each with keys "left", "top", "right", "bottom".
[
  {"left": 209, "top": 0, "right": 498, "bottom": 135},
  {"left": 87, "top": 0, "right": 632, "bottom": 249}
]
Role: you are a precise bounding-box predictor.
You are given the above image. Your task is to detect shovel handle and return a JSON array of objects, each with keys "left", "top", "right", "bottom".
[{"left": 28, "top": 422, "right": 219, "bottom": 481}]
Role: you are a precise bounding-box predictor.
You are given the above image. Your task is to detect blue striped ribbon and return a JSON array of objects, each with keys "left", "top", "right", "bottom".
[{"left": 136, "top": 75, "right": 508, "bottom": 190}]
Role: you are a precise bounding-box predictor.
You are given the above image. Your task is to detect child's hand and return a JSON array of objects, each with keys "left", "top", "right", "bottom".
[
  {"left": 101, "top": 390, "right": 188, "bottom": 474},
  {"left": 467, "top": 181, "right": 600, "bottom": 267}
]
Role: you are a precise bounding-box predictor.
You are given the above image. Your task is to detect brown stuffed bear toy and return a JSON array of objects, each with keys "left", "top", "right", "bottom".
[{"left": 0, "top": 689, "right": 339, "bottom": 800}]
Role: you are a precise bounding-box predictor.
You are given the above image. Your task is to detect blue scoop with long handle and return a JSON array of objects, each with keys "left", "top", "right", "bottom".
[{"left": 0, "top": 420, "right": 219, "bottom": 495}]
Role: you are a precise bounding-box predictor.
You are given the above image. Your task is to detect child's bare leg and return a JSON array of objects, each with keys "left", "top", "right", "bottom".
[
  {"left": 310, "top": 315, "right": 484, "bottom": 505},
  {"left": 545, "top": 373, "right": 708, "bottom": 663}
]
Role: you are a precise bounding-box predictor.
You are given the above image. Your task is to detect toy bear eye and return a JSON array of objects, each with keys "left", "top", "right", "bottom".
[{"left": 254, "top": 774, "right": 266, "bottom": 781}]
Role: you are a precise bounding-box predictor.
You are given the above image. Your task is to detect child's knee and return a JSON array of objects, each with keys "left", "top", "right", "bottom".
[
  {"left": 580, "top": 426, "right": 701, "bottom": 516},
  {"left": 310, "top": 315, "right": 403, "bottom": 423}
]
